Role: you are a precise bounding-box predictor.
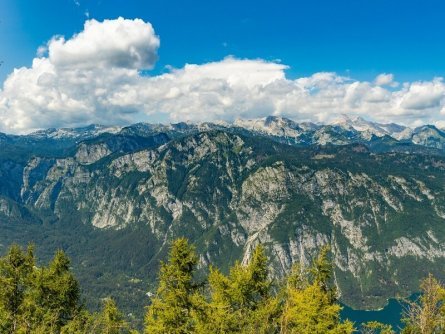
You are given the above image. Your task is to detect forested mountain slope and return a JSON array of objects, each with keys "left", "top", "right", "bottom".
[{"left": 1, "top": 118, "right": 445, "bottom": 316}]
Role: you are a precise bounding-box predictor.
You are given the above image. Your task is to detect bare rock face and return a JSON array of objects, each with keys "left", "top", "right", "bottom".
[
  {"left": 0, "top": 198, "right": 15, "bottom": 217},
  {"left": 75, "top": 143, "right": 112, "bottom": 165}
]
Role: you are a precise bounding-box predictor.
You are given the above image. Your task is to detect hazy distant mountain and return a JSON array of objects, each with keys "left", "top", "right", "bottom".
[
  {"left": 28, "top": 124, "right": 123, "bottom": 140},
  {"left": 232, "top": 115, "right": 445, "bottom": 149},
  {"left": 2, "top": 115, "right": 445, "bottom": 151}
]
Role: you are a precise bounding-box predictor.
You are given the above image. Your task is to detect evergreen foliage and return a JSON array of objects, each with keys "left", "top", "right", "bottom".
[
  {"left": 361, "top": 321, "right": 396, "bottom": 334},
  {"left": 145, "top": 238, "right": 202, "bottom": 334},
  {"left": 144, "top": 241, "right": 355, "bottom": 334},
  {"left": 60, "top": 299, "right": 134, "bottom": 334},
  {"left": 0, "top": 244, "right": 131, "bottom": 333},
  {"left": 197, "top": 245, "right": 280, "bottom": 333},
  {"left": 0, "top": 244, "right": 35, "bottom": 333},
  {"left": 279, "top": 246, "right": 354, "bottom": 334},
  {"left": 24, "top": 250, "right": 81, "bottom": 332},
  {"left": 402, "top": 274, "right": 445, "bottom": 334},
  {"left": 4, "top": 239, "right": 445, "bottom": 333}
]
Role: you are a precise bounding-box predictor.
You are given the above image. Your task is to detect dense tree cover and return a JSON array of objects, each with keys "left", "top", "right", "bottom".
[
  {"left": 145, "top": 238, "right": 202, "bottom": 334},
  {"left": 2, "top": 239, "right": 444, "bottom": 333},
  {"left": 0, "top": 244, "right": 132, "bottom": 334},
  {"left": 145, "top": 239, "right": 354, "bottom": 334}
]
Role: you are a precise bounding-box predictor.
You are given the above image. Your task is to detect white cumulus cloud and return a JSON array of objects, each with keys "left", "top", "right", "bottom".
[
  {"left": 48, "top": 17, "right": 159, "bottom": 70},
  {"left": 374, "top": 73, "right": 394, "bottom": 86},
  {"left": 1, "top": 17, "right": 445, "bottom": 134},
  {"left": 399, "top": 79, "right": 445, "bottom": 110}
]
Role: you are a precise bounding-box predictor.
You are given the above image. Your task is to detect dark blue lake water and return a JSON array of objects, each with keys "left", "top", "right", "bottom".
[{"left": 341, "top": 297, "right": 414, "bottom": 332}]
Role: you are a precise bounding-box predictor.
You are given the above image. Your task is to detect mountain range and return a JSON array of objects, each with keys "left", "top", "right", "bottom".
[
  {"left": 1, "top": 115, "right": 445, "bottom": 319},
  {"left": 7, "top": 115, "right": 445, "bottom": 149}
]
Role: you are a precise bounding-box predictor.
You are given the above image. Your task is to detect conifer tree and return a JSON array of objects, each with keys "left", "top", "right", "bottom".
[
  {"left": 145, "top": 238, "right": 202, "bottom": 334},
  {"left": 361, "top": 321, "right": 395, "bottom": 334},
  {"left": 0, "top": 244, "right": 35, "bottom": 333},
  {"left": 197, "top": 245, "right": 280, "bottom": 333},
  {"left": 93, "top": 298, "right": 135, "bottom": 334},
  {"left": 100, "top": 298, "right": 128, "bottom": 334},
  {"left": 279, "top": 246, "right": 354, "bottom": 334},
  {"left": 0, "top": 245, "right": 138, "bottom": 333},
  {"left": 20, "top": 250, "right": 80, "bottom": 333},
  {"left": 402, "top": 274, "right": 445, "bottom": 334},
  {"left": 60, "top": 309, "right": 95, "bottom": 334},
  {"left": 61, "top": 299, "right": 136, "bottom": 334}
]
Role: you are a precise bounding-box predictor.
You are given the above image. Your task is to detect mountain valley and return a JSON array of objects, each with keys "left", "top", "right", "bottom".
[{"left": 1, "top": 116, "right": 445, "bottom": 318}]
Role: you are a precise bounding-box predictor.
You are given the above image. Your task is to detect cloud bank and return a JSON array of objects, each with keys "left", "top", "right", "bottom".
[{"left": 1, "top": 17, "right": 445, "bottom": 134}]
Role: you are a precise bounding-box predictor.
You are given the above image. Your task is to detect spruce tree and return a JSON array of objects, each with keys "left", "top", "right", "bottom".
[
  {"left": 21, "top": 250, "right": 80, "bottom": 332},
  {"left": 145, "top": 238, "right": 202, "bottom": 334},
  {"left": 61, "top": 299, "right": 136, "bottom": 334},
  {"left": 92, "top": 298, "right": 135, "bottom": 334},
  {"left": 0, "top": 244, "right": 138, "bottom": 333},
  {"left": 280, "top": 246, "right": 354, "bottom": 334},
  {"left": 197, "top": 245, "right": 280, "bottom": 333},
  {"left": 0, "top": 244, "right": 35, "bottom": 333}
]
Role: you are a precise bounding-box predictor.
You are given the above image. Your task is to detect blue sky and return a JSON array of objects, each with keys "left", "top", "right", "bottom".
[
  {"left": 2, "top": 0, "right": 445, "bottom": 83},
  {"left": 1, "top": 0, "right": 445, "bottom": 132}
]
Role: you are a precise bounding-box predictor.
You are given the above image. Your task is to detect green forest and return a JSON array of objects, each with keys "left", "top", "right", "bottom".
[{"left": 0, "top": 239, "right": 442, "bottom": 333}]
